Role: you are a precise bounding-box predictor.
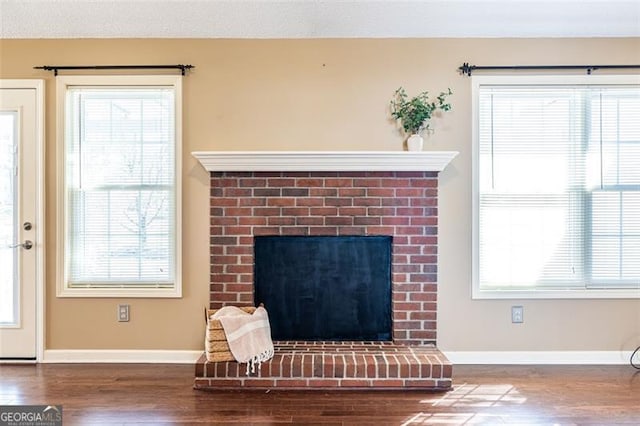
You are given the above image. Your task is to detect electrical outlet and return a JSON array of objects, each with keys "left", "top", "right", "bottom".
[
  {"left": 118, "top": 304, "right": 130, "bottom": 322},
  {"left": 511, "top": 306, "right": 523, "bottom": 323}
]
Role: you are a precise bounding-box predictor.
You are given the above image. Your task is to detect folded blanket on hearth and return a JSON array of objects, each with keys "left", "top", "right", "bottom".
[{"left": 211, "top": 305, "right": 274, "bottom": 375}]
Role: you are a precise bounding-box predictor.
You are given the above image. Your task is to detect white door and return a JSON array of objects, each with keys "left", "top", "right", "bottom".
[{"left": 0, "top": 81, "right": 43, "bottom": 360}]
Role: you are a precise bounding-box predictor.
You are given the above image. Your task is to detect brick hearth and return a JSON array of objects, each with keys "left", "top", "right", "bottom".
[
  {"left": 195, "top": 341, "right": 452, "bottom": 390},
  {"left": 195, "top": 166, "right": 452, "bottom": 391}
]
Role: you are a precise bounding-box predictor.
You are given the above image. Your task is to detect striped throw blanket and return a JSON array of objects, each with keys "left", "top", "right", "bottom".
[{"left": 212, "top": 305, "right": 274, "bottom": 375}]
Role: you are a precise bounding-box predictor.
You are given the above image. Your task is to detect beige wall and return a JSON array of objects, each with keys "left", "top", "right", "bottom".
[{"left": 1, "top": 38, "right": 638, "bottom": 351}]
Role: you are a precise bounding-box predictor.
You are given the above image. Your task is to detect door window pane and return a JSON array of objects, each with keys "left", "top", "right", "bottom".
[{"left": 0, "top": 112, "right": 18, "bottom": 324}]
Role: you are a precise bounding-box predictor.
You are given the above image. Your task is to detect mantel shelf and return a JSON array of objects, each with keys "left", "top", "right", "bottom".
[{"left": 191, "top": 151, "right": 458, "bottom": 172}]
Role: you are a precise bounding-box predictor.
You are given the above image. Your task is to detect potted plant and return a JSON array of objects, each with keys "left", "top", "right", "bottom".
[{"left": 390, "top": 87, "right": 453, "bottom": 151}]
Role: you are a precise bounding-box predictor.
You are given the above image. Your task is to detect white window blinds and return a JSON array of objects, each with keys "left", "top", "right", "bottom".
[
  {"left": 589, "top": 88, "right": 640, "bottom": 286},
  {"left": 476, "top": 78, "right": 640, "bottom": 293},
  {"left": 64, "top": 86, "right": 176, "bottom": 287}
]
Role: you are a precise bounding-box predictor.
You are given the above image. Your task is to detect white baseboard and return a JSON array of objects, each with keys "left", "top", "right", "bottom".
[
  {"left": 443, "top": 350, "right": 635, "bottom": 365},
  {"left": 42, "top": 349, "right": 202, "bottom": 364},
  {"left": 39, "top": 349, "right": 637, "bottom": 365}
]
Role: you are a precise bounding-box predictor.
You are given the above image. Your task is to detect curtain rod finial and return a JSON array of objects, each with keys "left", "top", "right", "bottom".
[{"left": 459, "top": 62, "right": 474, "bottom": 77}]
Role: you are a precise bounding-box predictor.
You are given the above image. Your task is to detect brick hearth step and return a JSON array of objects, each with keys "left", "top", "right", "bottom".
[{"left": 194, "top": 341, "right": 452, "bottom": 390}]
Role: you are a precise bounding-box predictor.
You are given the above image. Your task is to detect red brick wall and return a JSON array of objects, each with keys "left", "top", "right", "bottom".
[{"left": 209, "top": 171, "right": 438, "bottom": 345}]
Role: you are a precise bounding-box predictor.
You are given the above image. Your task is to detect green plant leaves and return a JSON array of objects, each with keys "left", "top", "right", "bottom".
[{"left": 390, "top": 87, "right": 453, "bottom": 134}]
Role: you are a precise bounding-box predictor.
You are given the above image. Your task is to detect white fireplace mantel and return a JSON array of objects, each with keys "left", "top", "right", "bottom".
[{"left": 192, "top": 151, "right": 458, "bottom": 172}]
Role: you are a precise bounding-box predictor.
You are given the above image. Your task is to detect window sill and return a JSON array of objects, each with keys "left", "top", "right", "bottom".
[
  {"left": 57, "top": 286, "right": 182, "bottom": 298},
  {"left": 473, "top": 287, "right": 640, "bottom": 300}
]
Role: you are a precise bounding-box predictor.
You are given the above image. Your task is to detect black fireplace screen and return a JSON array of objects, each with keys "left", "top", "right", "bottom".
[{"left": 254, "top": 236, "right": 392, "bottom": 341}]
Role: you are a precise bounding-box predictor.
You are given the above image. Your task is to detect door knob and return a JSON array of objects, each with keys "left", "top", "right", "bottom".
[{"left": 9, "top": 240, "right": 33, "bottom": 250}]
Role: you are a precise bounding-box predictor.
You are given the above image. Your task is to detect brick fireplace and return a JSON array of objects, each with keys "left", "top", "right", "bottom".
[
  {"left": 209, "top": 169, "right": 439, "bottom": 344},
  {"left": 193, "top": 151, "right": 457, "bottom": 390}
]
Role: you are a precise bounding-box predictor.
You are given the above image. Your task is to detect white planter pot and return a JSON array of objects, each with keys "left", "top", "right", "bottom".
[{"left": 407, "top": 134, "right": 424, "bottom": 151}]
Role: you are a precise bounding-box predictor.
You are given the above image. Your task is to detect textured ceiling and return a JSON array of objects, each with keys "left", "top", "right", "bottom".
[{"left": 0, "top": 0, "right": 638, "bottom": 39}]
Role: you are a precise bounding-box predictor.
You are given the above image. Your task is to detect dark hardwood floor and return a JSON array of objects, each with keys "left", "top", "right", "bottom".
[{"left": 0, "top": 363, "right": 639, "bottom": 424}]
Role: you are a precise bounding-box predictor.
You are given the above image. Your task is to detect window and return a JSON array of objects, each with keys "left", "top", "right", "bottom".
[
  {"left": 57, "top": 76, "right": 182, "bottom": 297},
  {"left": 473, "top": 75, "right": 640, "bottom": 299}
]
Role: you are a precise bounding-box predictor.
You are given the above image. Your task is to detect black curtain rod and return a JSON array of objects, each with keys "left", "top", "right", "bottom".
[
  {"left": 459, "top": 62, "right": 640, "bottom": 76},
  {"left": 34, "top": 64, "right": 194, "bottom": 76}
]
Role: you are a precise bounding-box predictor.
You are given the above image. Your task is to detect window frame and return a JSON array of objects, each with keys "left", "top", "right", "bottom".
[
  {"left": 472, "top": 74, "right": 640, "bottom": 300},
  {"left": 56, "top": 75, "right": 182, "bottom": 298}
]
